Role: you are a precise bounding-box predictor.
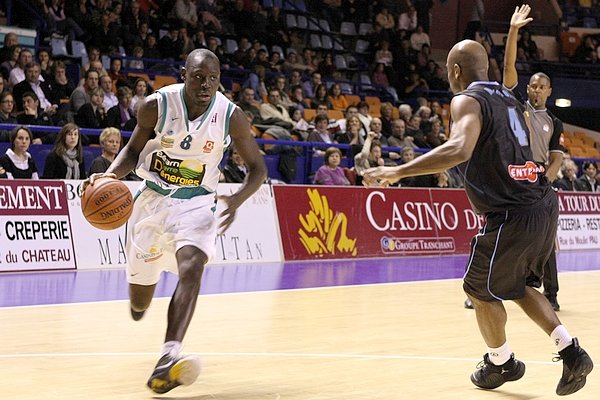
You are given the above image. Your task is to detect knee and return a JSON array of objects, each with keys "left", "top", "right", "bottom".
[{"left": 177, "top": 249, "right": 207, "bottom": 284}]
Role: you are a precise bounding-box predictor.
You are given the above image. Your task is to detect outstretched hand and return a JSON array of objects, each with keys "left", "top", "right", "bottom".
[
  {"left": 511, "top": 4, "right": 533, "bottom": 29},
  {"left": 361, "top": 166, "right": 400, "bottom": 188},
  {"left": 216, "top": 193, "right": 244, "bottom": 234},
  {"left": 78, "top": 172, "right": 117, "bottom": 197}
]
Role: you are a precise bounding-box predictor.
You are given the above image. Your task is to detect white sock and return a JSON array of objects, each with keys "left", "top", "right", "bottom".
[
  {"left": 551, "top": 325, "right": 573, "bottom": 352},
  {"left": 161, "top": 341, "right": 182, "bottom": 358},
  {"left": 488, "top": 342, "right": 512, "bottom": 366}
]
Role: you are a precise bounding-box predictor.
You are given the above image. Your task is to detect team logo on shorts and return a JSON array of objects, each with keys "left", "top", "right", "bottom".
[
  {"left": 508, "top": 161, "right": 545, "bottom": 183},
  {"left": 136, "top": 246, "right": 164, "bottom": 263}
]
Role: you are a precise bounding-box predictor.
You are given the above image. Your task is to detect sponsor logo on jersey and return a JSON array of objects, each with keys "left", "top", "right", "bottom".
[
  {"left": 150, "top": 151, "right": 205, "bottom": 186},
  {"left": 508, "top": 161, "right": 545, "bottom": 183},
  {"left": 202, "top": 140, "right": 214, "bottom": 153},
  {"left": 160, "top": 136, "right": 175, "bottom": 148}
]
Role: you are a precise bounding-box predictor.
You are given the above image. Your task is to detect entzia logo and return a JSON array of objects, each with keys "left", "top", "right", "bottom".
[{"left": 508, "top": 161, "right": 545, "bottom": 183}]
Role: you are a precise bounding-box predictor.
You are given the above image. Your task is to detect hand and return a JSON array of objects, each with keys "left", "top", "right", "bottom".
[
  {"left": 78, "top": 172, "right": 117, "bottom": 197},
  {"left": 388, "top": 151, "right": 400, "bottom": 160},
  {"left": 361, "top": 166, "right": 401, "bottom": 187},
  {"left": 510, "top": 4, "right": 533, "bottom": 29},
  {"left": 367, "top": 131, "right": 377, "bottom": 140},
  {"left": 216, "top": 193, "right": 244, "bottom": 234}
]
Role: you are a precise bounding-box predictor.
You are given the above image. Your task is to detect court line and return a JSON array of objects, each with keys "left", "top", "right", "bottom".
[{"left": 0, "top": 350, "right": 586, "bottom": 367}]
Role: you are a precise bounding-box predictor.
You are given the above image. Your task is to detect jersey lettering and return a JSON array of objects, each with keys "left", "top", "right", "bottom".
[
  {"left": 180, "top": 134, "right": 193, "bottom": 150},
  {"left": 507, "top": 107, "right": 529, "bottom": 146}
]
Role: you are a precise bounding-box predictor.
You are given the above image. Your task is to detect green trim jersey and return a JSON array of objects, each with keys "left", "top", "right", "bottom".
[{"left": 135, "top": 85, "right": 235, "bottom": 192}]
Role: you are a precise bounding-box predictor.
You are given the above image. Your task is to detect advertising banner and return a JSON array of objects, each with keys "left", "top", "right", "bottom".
[
  {"left": 273, "top": 186, "right": 485, "bottom": 260},
  {"left": 65, "top": 181, "right": 282, "bottom": 270},
  {"left": 556, "top": 192, "right": 600, "bottom": 250},
  {"left": 0, "top": 180, "right": 76, "bottom": 271}
]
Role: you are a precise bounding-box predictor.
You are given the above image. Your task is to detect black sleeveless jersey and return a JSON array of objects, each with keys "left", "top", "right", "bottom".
[{"left": 457, "top": 81, "right": 551, "bottom": 214}]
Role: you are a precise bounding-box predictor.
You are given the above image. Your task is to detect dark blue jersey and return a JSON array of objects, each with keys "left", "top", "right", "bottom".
[{"left": 457, "top": 81, "right": 551, "bottom": 213}]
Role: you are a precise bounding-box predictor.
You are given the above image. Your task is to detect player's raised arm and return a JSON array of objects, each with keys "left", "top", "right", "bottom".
[{"left": 503, "top": 4, "right": 533, "bottom": 89}]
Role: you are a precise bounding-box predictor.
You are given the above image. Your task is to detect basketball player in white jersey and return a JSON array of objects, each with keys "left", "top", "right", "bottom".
[{"left": 83, "top": 49, "right": 267, "bottom": 393}]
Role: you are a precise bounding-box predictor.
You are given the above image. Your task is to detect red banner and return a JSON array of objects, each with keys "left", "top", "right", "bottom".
[{"left": 273, "top": 186, "right": 484, "bottom": 260}]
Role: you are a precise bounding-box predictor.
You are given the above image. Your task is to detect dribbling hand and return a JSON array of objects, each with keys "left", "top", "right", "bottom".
[{"left": 78, "top": 172, "right": 117, "bottom": 197}]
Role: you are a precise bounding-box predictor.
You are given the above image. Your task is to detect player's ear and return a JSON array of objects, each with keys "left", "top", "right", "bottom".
[
  {"left": 180, "top": 68, "right": 186, "bottom": 82},
  {"left": 452, "top": 63, "right": 461, "bottom": 80}
]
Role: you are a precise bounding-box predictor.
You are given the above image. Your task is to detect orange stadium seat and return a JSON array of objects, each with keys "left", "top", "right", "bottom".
[
  {"left": 327, "top": 109, "right": 344, "bottom": 120},
  {"left": 128, "top": 72, "right": 150, "bottom": 82},
  {"left": 345, "top": 94, "right": 361, "bottom": 106},
  {"left": 153, "top": 75, "right": 178, "bottom": 89},
  {"left": 303, "top": 108, "right": 316, "bottom": 121},
  {"left": 560, "top": 31, "right": 581, "bottom": 59}
]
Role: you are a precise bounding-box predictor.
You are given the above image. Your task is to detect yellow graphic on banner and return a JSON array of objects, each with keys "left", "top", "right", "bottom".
[{"left": 298, "top": 188, "right": 357, "bottom": 256}]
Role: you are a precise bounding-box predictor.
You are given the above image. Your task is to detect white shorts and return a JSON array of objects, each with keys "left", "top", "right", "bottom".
[{"left": 126, "top": 184, "right": 217, "bottom": 285}]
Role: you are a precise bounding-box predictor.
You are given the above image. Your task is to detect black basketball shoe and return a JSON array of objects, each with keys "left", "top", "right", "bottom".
[
  {"left": 471, "top": 353, "right": 526, "bottom": 389},
  {"left": 147, "top": 353, "right": 201, "bottom": 394},
  {"left": 555, "top": 338, "right": 594, "bottom": 396},
  {"left": 130, "top": 306, "right": 145, "bottom": 321}
]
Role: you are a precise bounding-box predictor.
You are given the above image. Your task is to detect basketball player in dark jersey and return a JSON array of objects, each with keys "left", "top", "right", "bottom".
[
  {"left": 503, "top": 4, "right": 564, "bottom": 311},
  {"left": 362, "top": 39, "right": 593, "bottom": 395}
]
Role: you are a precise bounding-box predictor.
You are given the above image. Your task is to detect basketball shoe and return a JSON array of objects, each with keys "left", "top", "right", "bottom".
[
  {"left": 555, "top": 338, "right": 593, "bottom": 396},
  {"left": 130, "top": 307, "right": 145, "bottom": 321},
  {"left": 470, "top": 353, "right": 526, "bottom": 389},
  {"left": 147, "top": 353, "right": 202, "bottom": 394}
]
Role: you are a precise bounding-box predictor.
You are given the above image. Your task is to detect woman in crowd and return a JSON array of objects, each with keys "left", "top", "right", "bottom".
[
  {"left": 89, "top": 127, "right": 121, "bottom": 175},
  {"left": 313, "top": 147, "right": 350, "bottom": 186},
  {"left": 0, "top": 126, "right": 39, "bottom": 179},
  {"left": 42, "top": 123, "right": 86, "bottom": 179},
  {"left": 75, "top": 87, "right": 108, "bottom": 134},
  {"left": 130, "top": 77, "right": 150, "bottom": 112},
  {"left": 328, "top": 83, "right": 349, "bottom": 112},
  {"left": 310, "top": 83, "right": 333, "bottom": 110}
]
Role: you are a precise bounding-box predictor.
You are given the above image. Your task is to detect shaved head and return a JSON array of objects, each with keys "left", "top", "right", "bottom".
[
  {"left": 446, "top": 40, "right": 489, "bottom": 93},
  {"left": 185, "top": 49, "right": 220, "bottom": 69}
]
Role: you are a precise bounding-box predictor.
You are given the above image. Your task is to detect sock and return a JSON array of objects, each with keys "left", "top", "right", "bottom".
[
  {"left": 551, "top": 325, "right": 573, "bottom": 352},
  {"left": 161, "top": 341, "right": 182, "bottom": 358},
  {"left": 488, "top": 342, "right": 512, "bottom": 366}
]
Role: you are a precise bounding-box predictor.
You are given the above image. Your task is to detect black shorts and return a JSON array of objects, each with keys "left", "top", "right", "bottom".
[{"left": 463, "top": 189, "right": 558, "bottom": 301}]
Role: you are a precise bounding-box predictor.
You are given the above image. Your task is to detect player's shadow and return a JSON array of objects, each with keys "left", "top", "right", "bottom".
[{"left": 474, "top": 388, "right": 542, "bottom": 400}]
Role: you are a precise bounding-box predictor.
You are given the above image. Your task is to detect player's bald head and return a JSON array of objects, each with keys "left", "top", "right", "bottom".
[
  {"left": 185, "top": 49, "right": 220, "bottom": 69},
  {"left": 447, "top": 40, "right": 488, "bottom": 75},
  {"left": 446, "top": 40, "right": 489, "bottom": 93}
]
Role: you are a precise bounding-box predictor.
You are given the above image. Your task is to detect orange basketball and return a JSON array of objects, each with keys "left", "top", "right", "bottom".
[{"left": 81, "top": 177, "right": 133, "bottom": 230}]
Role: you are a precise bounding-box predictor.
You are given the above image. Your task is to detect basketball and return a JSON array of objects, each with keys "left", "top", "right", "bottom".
[{"left": 81, "top": 177, "right": 133, "bottom": 230}]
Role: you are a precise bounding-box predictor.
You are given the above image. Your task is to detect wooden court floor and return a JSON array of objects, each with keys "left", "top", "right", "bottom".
[{"left": 1, "top": 271, "right": 598, "bottom": 399}]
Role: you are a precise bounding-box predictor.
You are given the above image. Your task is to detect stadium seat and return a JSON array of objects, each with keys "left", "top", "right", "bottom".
[
  {"left": 225, "top": 39, "right": 238, "bottom": 54},
  {"left": 297, "top": 15, "right": 308, "bottom": 30},
  {"left": 50, "top": 38, "right": 69, "bottom": 58},
  {"left": 345, "top": 94, "right": 360, "bottom": 106},
  {"left": 355, "top": 39, "right": 370, "bottom": 54},
  {"left": 321, "top": 35, "right": 333, "bottom": 50},
  {"left": 358, "top": 23, "right": 373, "bottom": 36},
  {"left": 153, "top": 75, "right": 178, "bottom": 89},
  {"left": 303, "top": 108, "right": 316, "bottom": 121},
  {"left": 285, "top": 14, "right": 298, "bottom": 29},
  {"left": 334, "top": 54, "right": 348, "bottom": 70},
  {"left": 340, "top": 22, "right": 357, "bottom": 36},
  {"left": 327, "top": 110, "right": 344, "bottom": 120},
  {"left": 310, "top": 34, "right": 323, "bottom": 49}
]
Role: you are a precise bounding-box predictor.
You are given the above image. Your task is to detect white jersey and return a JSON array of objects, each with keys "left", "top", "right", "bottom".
[{"left": 136, "top": 84, "right": 235, "bottom": 192}]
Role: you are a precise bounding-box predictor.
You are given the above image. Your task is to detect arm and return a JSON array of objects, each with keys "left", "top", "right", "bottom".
[
  {"left": 105, "top": 97, "right": 157, "bottom": 179},
  {"left": 546, "top": 116, "right": 564, "bottom": 182},
  {"left": 362, "top": 95, "right": 482, "bottom": 186},
  {"left": 503, "top": 5, "right": 533, "bottom": 89},
  {"left": 217, "top": 107, "right": 268, "bottom": 232},
  {"left": 546, "top": 152, "right": 563, "bottom": 182}
]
